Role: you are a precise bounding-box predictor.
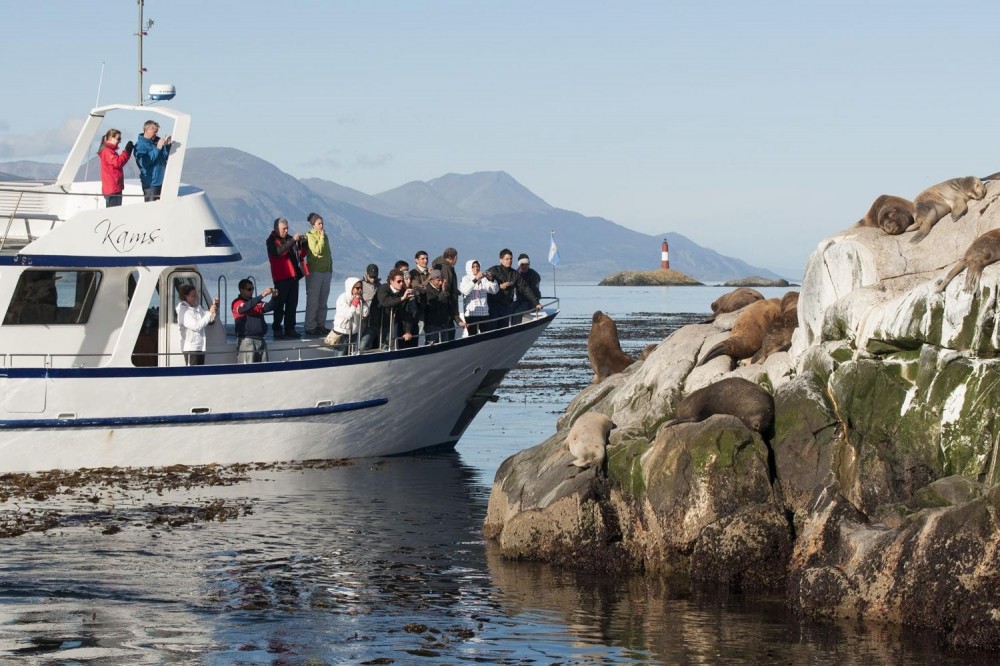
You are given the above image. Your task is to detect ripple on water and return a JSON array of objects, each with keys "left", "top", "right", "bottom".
[{"left": 0, "top": 307, "right": 995, "bottom": 663}]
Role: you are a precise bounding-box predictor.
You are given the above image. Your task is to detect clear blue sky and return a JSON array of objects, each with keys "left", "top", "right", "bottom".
[{"left": 2, "top": 1, "right": 998, "bottom": 275}]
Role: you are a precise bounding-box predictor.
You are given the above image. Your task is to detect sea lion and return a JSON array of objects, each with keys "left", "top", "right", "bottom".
[
  {"left": 934, "top": 229, "right": 1000, "bottom": 294},
  {"left": 856, "top": 194, "right": 914, "bottom": 236},
  {"left": 750, "top": 291, "right": 799, "bottom": 364},
  {"left": 566, "top": 412, "right": 616, "bottom": 468},
  {"left": 587, "top": 310, "right": 635, "bottom": 383},
  {"left": 665, "top": 377, "right": 775, "bottom": 433},
  {"left": 909, "top": 176, "right": 987, "bottom": 244},
  {"left": 701, "top": 287, "right": 764, "bottom": 323},
  {"left": 697, "top": 298, "right": 780, "bottom": 368}
]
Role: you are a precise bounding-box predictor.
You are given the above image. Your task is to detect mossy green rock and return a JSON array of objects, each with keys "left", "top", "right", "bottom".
[
  {"left": 641, "top": 416, "right": 774, "bottom": 554},
  {"left": 771, "top": 373, "right": 839, "bottom": 515}
]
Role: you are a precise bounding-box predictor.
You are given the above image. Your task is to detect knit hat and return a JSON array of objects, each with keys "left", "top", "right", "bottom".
[
  {"left": 428, "top": 269, "right": 443, "bottom": 280},
  {"left": 365, "top": 263, "right": 379, "bottom": 278}
]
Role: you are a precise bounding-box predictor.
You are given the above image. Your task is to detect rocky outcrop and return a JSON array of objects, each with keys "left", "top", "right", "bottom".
[
  {"left": 598, "top": 269, "right": 702, "bottom": 286},
  {"left": 723, "top": 276, "right": 793, "bottom": 288},
  {"left": 485, "top": 181, "right": 1000, "bottom": 649}
]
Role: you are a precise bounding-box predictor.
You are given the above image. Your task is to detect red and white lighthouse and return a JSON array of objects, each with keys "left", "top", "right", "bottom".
[{"left": 660, "top": 239, "right": 670, "bottom": 270}]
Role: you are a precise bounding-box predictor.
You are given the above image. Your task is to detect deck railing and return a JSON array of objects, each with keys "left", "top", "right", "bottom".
[{"left": 0, "top": 298, "right": 558, "bottom": 369}]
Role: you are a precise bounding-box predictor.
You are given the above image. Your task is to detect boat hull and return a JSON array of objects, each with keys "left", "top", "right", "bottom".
[{"left": 0, "top": 314, "right": 554, "bottom": 472}]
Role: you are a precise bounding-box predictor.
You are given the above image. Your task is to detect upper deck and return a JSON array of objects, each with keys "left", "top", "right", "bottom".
[{"left": 0, "top": 104, "right": 241, "bottom": 268}]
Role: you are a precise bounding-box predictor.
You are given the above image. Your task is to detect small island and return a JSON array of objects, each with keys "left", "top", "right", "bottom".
[
  {"left": 598, "top": 269, "right": 702, "bottom": 287},
  {"left": 723, "top": 275, "right": 794, "bottom": 288}
]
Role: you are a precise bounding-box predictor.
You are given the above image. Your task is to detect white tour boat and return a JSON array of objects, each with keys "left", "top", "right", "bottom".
[{"left": 0, "top": 104, "right": 557, "bottom": 473}]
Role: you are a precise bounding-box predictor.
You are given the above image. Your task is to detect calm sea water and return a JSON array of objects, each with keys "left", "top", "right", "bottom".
[{"left": 0, "top": 284, "right": 992, "bottom": 664}]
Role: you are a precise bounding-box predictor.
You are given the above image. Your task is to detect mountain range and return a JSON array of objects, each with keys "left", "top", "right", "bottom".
[{"left": 0, "top": 150, "right": 785, "bottom": 283}]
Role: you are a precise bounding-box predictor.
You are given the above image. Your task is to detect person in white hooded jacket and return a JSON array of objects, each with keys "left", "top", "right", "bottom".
[
  {"left": 459, "top": 258, "right": 498, "bottom": 335},
  {"left": 176, "top": 283, "right": 218, "bottom": 365},
  {"left": 331, "top": 277, "right": 372, "bottom": 354}
]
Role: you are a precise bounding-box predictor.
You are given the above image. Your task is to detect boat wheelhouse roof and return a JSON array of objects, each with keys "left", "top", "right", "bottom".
[{"left": 0, "top": 104, "right": 241, "bottom": 268}]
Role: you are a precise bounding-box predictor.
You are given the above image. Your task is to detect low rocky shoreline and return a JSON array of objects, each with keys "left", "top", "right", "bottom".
[
  {"left": 598, "top": 269, "right": 702, "bottom": 286},
  {"left": 485, "top": 182, "right": 1000, "bottom": 651},
  {"left": 723, "top": 276, "right": 795, "bottom": 287}
]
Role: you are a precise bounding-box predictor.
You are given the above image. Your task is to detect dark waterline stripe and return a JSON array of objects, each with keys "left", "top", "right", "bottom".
[{"left": 0, "top": 397, "right": 387, "bottom": 430}]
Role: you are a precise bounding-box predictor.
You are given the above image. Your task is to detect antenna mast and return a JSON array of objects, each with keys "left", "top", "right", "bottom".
[{"left": 136, "top": 0, "right": 153, "bottom": 105}]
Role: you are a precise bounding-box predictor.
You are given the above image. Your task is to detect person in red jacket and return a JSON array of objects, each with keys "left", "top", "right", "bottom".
[
  {"left": 97, "top": 129, "right": 133, "bottom": 207},
  {"left": 266, "top": 217, "right": 309, "bottom": 339}
]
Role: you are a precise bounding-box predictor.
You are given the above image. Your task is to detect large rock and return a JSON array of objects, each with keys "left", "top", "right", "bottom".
[
  {"left": 790, "top": 483, "right": 1000, "bottom": 650},
  {"left": 483, "top": 430, "right": 630, "bottom": 573},
  {"left": 485, "top": 179, "right": 1000, "bottom": 646}
]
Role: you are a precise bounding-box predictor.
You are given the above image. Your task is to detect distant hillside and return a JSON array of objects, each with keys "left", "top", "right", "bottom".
[
  {"left": 0, "top": 161, "right": 60, "bottom": 180},
  {"left": 0, "top": 156, "right": 786, "bottom": 283},
  {"left": 374, "top": 180, "right": 473, "bottom": 220},
  {"left": 426, "top": 171, "right": 551, "bottom": 216}
]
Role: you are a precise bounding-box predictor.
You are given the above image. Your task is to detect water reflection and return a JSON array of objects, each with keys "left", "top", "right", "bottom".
[{"left": 0, "top": 450, "right": 994, "bottom": 663}]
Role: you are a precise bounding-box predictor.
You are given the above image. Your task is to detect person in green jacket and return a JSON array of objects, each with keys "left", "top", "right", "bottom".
[{"left": 304, "top": 212, "right": 333, "bottom": 335}]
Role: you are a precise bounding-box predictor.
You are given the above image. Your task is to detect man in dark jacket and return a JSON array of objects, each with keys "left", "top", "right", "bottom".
[
  {"left": 231, "top": 280, "right": 277, "bottom": 363},
  {"left": 512, "top": 253, "right": 542, "bottom": 314},
  {"left": 487, "top": 248, "right": 540, "bottom": 327},
  {"left": 373, "top": 269, "right": 418, "bottom": 349},
  {"left": 266, "top": 217, "right": 308, "bottom": 338},
  {"left": 431, "top": 247, "right": 460, "bottom": 341},
  {"left": 410, "top": 250, "right": 431, "bottom": 339},
  {"left": 421, "top": 269, "right": 460, "bottom": 344}
]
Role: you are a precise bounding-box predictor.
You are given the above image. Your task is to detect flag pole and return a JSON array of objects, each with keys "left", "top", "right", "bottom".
[{"left": 547, "top": 230, "right": 559, "bottom": 299}]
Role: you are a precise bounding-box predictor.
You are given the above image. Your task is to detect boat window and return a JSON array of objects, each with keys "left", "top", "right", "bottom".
[
  {"left": 3, "top": 270, "right": 102, "bottom": 325},
  {"left": 171, "top": 274, "right": 203, "bottom": 322}
]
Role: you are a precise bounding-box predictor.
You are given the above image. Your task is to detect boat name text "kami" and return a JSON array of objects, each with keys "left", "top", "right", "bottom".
[{"left": 95, "top": 219, "right": 162, "bottom": 253}]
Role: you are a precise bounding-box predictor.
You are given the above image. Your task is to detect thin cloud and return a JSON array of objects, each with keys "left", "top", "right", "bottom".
[
  {"left": 0, "top": 118, "right": 84, "bottom": 159},
  {"left": 300, "top": 156, "right": 344, "bottom": 170},
  {"left": 353, "top": 153, "right": 392, "bottom": 169},
  {"left": 298, "top": 152, "right": 393, "bottom": 172}
]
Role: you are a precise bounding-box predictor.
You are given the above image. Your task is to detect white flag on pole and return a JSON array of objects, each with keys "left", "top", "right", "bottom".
[{"left": 548, "top": 231, "right": 560, "bottom": 266}]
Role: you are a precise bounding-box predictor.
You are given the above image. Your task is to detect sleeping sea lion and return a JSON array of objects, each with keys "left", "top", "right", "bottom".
[
  {"left": 697, "top": 298, "right": 780, "bottom": 368},
  {"left": 934, "top": 229, "right": 1000, "bottom": 294},
  {"left": 587, "top": 310, "right": 634, "bottom": 383},
  {"left": 856, "top": 194, "right": 914, "bottom": 236},
  {"left": 750, "top": 291, "right": 799, "bottom": 364},
  {"left": 909, "top": 176, "right": 987, "bottom": 244},
  {"left": 701, "top": 287, "right": 764, "bottom": 323},
  {"left": 566, "top": 412, "right": 616, "bottom": 468},
  {"left": 665, "top": 377, "right": 775, "bottom": 433}
]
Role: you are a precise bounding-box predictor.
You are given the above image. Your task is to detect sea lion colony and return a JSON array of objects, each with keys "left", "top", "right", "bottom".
[
  {"left": 581, "top": 173, "right": 997, "bottom": 436},
  {"left": 857, "top": 175, "right": 989, "bottom": 243}
]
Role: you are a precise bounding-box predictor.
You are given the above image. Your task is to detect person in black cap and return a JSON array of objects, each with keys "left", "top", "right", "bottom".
[
  {"left": 362, "top": 263, "right": 380, "bottom": 304},
  {"left": 359, "top": 263, "right": 381, "bottom": 350},
  {"left": 513, "top": 253, "right": 542, "bottom": 314}
]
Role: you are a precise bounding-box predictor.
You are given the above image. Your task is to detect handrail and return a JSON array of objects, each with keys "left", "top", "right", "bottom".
[
  {"left": 0, "top": 297, "right": 559, "bottom": 369},
  {"left": 0, "top": 183, "right": 143, "bottom": 197},
  {"left": 217, "top": 275, "right": 228, "bottom": 326},
  {"left": 0, "top": 190, "right": 25, "bottom": 252}
]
